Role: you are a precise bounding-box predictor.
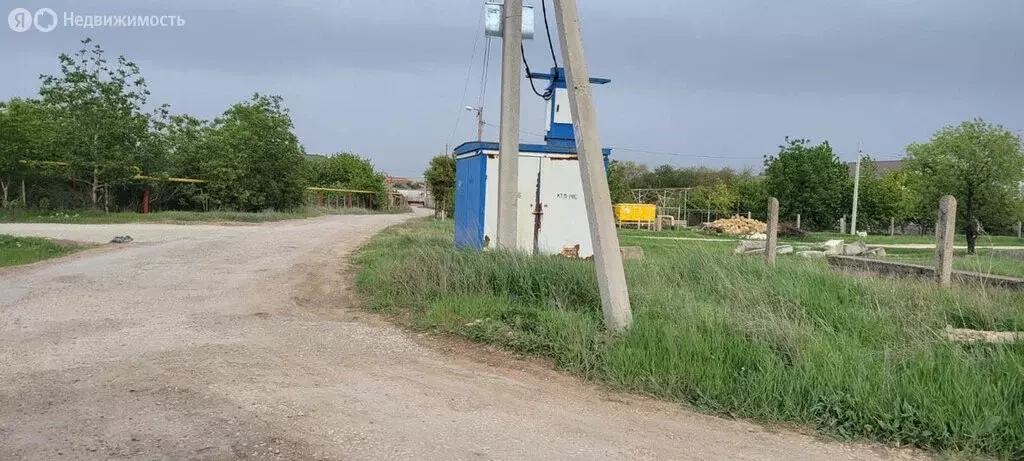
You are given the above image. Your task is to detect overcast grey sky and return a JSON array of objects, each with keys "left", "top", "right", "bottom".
[{"left": 3, "top": 0, "right": 1022, "bottom": 177}]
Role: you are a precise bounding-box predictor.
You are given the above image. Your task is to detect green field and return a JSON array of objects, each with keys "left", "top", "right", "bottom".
[
  {"left": 620, "top": 227, "right": 1024, "bottom": 279},
  {"left": 883, "top": 248, "right": 1024, "bottom": 279},
  {"left": 0, "top": 206, "right": 405, "bottom": 225},
  {"left": 357, "top": 219, "right": 1024, "bottom": 458},
  {"left": 0, "top": 235, "right": 85, "bottom": 267}
]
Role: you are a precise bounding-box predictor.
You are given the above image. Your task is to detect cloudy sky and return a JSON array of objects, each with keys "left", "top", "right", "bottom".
[{"left": 3, "top": 0, "right": 1022, "bottom": 177}]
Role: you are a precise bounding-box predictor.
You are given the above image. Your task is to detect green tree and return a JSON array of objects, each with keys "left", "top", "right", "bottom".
[
  {"left": 0, "top": 98, "right": 58, "bottom": 208},
  {"left": 39, "top": 38, "right": 151, "bottom": 209},
  {"left": 905, "top": 119, "right": 1024, "bottom": 253},
  {"left": 424, "top": 154, "right": 455, "bottom": 218},
  {"left": 764, "top": 138, "right": 850, "bottom": 230},
  {"left": 851, "top": 157, "right": 902, "bottom": 231},
  {"left": 304, "top": 152, "right": 387, "bottom": 208},
  {"left": 733, "top": 171, "right": 767, "bottom": 218},
  {"left": 879, "top": 169, "right": 920, "bottom": 224},
  {"left": 201, "top": 93, "right": 306, "bottom": 211},
  {"left": 606, "top": 160, "right": 634, "bottom": 204}
]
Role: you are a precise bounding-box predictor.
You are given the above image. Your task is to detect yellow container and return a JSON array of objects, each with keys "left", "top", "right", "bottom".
[{"left": 614, "top": 203, "right": 657, "bottom": 222}]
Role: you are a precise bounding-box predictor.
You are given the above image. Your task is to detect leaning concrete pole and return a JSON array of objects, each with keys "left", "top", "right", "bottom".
[
  {"left": 935, "top": 195, "right": 957, "bottom": 287},
  {"left": 495, "top": 0, "right": 523, "bottom": 249},
  {"left": 765, "top": 198, "right": 779, "bottom": 266},
  {"left": 553, "top": 0, "right": 632, "bottom": 331}
]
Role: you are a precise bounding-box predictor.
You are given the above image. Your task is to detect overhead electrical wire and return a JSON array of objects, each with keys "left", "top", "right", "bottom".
[
  {"left": 478, "top": 36, "right": 492, "bottom": 107},
  {"left": 446, "top": 3, "right": 487, "bottom": 152},
  {"left": 540, "top": 0, "right": 559, "bottom": 75},
  {"left": 522, "top": 44, "right": 552, "bottom": 100},
  {"left": 522, "top": 0, "right": 559, "bottom": 101}
]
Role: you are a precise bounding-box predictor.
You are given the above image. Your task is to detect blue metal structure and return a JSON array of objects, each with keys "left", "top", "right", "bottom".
[
  {"left": 527, "top": 67, "right": 610, "bottom": 148},
  {"left": 453, "top": 67, "right": 613, "bottom": 252}
]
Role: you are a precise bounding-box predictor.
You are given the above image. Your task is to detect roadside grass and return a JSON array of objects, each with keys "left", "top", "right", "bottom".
[
  {"left": 0, "top": 205, "right": 407, "bottom": 224},
  {"left": 0, "top": 235, "right": 85, "bottom": 267},
  {"left": 619, "top": 226, "right": 1024, "bottom": 247},
  {"left": 357, "top": 219, "right": 1024, "bottom": 459},
  {"left": 619, "top": 229, "right": 1024, "bottom": 279},
  {"left": 884, "top": 248, "right": 1024, "bottom": 279},
  {"left": 782, "top": 230, "right": 1015, "bottom": 248}
]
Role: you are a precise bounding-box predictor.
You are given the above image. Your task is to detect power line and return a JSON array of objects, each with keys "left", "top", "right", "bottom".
[
  {"left": 540, "top": 0, "right": 559, "bottom": 72},
  {"left": 478, "top": 36, "right": 492, "bottom": 107},
  {"left": 446, "top": 4, "right": 486, "bottom": 152},
  {"left": 522, "top": 43, "right": 552, "bottom": 100},
  {"left": 483, "top": 121, "right": 546, "bottom": 138},
  {"left": 610, "top": 147, "right": 755, "bottom": 160}
]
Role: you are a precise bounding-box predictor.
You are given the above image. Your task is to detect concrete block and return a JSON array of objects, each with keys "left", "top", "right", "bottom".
[
  {"left": 843, "top": 241, "right": 870, "bottom": 256},
  {"left": 823, "top": 239, "right": 845, "bottom": 256},
  {"left": 620, "top": 246, "right": 645, "bottom": 261}
]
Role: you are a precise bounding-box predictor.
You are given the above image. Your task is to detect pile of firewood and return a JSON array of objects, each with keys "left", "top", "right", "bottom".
[{"left": 702, "top": 216, "right": 768, "bottom": 235}]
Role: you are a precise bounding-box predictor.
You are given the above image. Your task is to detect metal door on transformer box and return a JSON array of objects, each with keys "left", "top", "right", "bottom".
[
  {"left": 517, "top": 157, "right": 543, "bottom": 253},
  {"left": 534, "top": 157, "right": 594, "bottom": 258}
]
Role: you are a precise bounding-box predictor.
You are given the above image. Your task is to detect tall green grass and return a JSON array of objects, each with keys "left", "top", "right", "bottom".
[{"left": 356, "top": 220, "right": 1024, "bottom": 458}]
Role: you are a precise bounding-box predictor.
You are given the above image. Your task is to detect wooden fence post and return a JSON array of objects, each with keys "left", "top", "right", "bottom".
[
  {"left": 766, "top": 197, "right": 779, "bottom": 266},
  {"left": 935, "top": 195, "right": 957, "bottom": 287},
  {"left": 890, "top": 216, "right": 895, "bottom": 237}
]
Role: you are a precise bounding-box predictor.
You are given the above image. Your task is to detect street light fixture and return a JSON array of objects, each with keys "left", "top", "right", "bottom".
[{"left": 465, "top": 106, "right": 484, "bottom": 142}]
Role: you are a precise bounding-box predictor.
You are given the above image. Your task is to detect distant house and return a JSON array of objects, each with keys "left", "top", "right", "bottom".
[
  {"left": 397, "top": 189, "right": 430, "bottom": 207},
  {"left": 847, "top": 160, "right": 903, "bottom": 177}
]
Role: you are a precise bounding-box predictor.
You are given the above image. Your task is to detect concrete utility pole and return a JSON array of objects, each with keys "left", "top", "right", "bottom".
[
  {"left": 553, "top": 0, "right": 632, "bottom": 332},
  {"left": 495, "top": 0, "right": 522, "bottom": 249},
  {"left": 766, "top": 198, "right": 779, "bottom": 266},
  {"left": 935, "top": 195, "right": 957, "bottom": 287},
  {"left": 850, "top": 142, "right": 862, "bottom": 236}
]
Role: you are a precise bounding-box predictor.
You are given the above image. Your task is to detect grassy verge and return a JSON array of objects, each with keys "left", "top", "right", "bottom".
[
  {"left": 623, "top": 226, "right": 1024, "bottom": 248},
  {"left": 800, "top": 231, "right": 1024, "bottom": 247},
  {"left": 884, "top": 248, "right": 1024, "bottom": 279},
  {"left": 0, "top": 205, "right": 409, "bottom": 224},
  {"left": 357, "top": 219, "right": 1024, "bottom": 458},
  {"left": 0, "top": 235, "right": 86, "bottom": 267}
]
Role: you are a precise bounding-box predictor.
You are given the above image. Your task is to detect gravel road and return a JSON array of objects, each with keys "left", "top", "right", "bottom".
[{"left": 0, "top": 214, "right": 926, "bottom": 460}]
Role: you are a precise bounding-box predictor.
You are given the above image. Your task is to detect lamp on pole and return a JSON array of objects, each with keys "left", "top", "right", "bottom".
[{"left": 465, "top": 106, "right": 484, "bottom": 142}]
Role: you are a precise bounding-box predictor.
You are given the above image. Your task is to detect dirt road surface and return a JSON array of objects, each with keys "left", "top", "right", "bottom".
[{"left": 0, "top": 214, "right": 925, "bottom": 460}]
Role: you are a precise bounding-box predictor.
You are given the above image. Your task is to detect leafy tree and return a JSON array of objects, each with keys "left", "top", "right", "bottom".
[
  {"left": 201, "top": 93, "right": 306, "bottom": 211},
  {"left": 0, "top": 98, "right": 58, "bottom": 207},
  {"left": 424, "top": 154, "right": 455, "bottom": 217},
  {"left": 764, "top": 137, "right": 850, "bottom": 230},
  {"left": 905, "top": 119, "right": 1024, "bottom": 253},
  {"left": 606, "top": 160, "right": 634, "bottom": 203},
  {"left": 850, "top": 157, "right": 901, "bottom": 231},
  {"left": 879, "top": 169, "right": 920, "bottom": 224},
  {"left": 304, "top": 152, "right": 387, "bottom": 208},
  {"left": 733, "top": 172, "right": 768, "bottom": 219},
  {"left": 39, "top": 38, "right": 151, "bottom": 209}
]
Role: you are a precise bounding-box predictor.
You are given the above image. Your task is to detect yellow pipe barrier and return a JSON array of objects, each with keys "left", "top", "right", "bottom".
[
  {"left": 307, "top": 187, "right": 375, "bottom": 195},
  {"left": 134, "top": 174, "right": 207, "bottom": 184}
]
